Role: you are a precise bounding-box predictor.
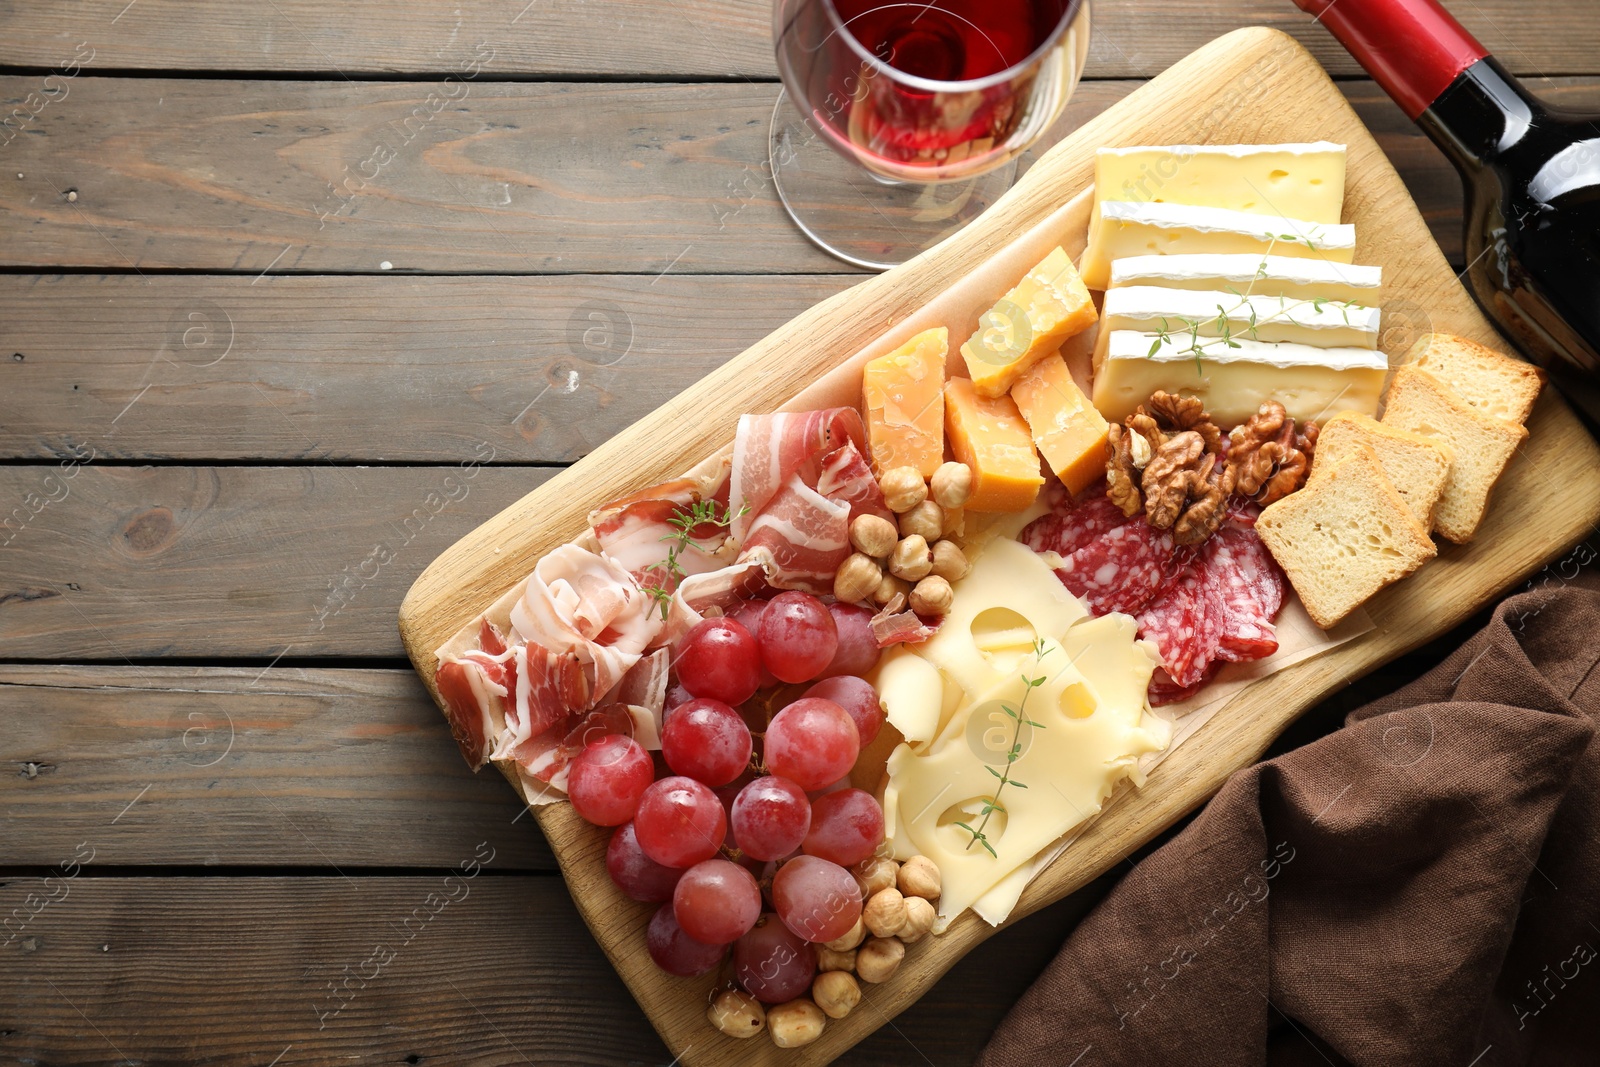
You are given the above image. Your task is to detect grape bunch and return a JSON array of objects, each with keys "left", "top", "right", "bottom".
[{"left": 564, "top": 589, "right": 896, "bottom": 1007}]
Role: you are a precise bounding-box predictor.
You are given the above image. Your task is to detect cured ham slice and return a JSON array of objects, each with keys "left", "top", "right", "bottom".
[
  {"left": 435, "top": 656, "right": 508, "bottom": 770},
  {"left": 588, "top": 469, "right": 734, "bottom": 585},
  {"left": 605, "top": 647, "right": 670, "bottom": 748},
  {"left": 737, "top": 475, "right": 852, "bottom": 594},
  {"left": 510, "top": 543, "right": 661, "bottom": 697},
  {"left": 663, "top": 560, "right": 768, "bottom": 645},
  {"left": 869, "top": 595, "right": 939, "bottom": 646},
  {"left": 491, "top": 640, "right": 590, "bottom": 764},
  {"left": 815, "top": 441, "right": 894, "bottom": 525},
  {"left": 729, "top": 408, "right": 867, "bottom": 543}
]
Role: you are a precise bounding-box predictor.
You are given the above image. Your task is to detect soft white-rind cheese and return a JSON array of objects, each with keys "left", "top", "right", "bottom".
[
  {"left": 1093, "top": 285, "right": 1381, "bottom": 370},
  {"left": 1091, "top": 329, "right": 1388, "bottom": 428},
  {"left": 1079, "top": 201, "right": 1356, "bottom": 290},
  {"left": 1109, "top": 253, "right": 1382, "bottom": 304},
  {"left": 1093, "top": 142, "right": 1347, "bottom": 223}
]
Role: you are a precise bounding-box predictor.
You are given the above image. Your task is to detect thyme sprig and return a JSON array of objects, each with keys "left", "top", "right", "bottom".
[
  {"left": 642, "top": 499, "right": 748, "bottom": 621},
  {"left": 956, "top": 639, "right": 1051, "bottom": 858}
]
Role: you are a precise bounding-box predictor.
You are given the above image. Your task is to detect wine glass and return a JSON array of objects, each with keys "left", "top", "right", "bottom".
[{"left": 771, "top": 0, "right": 1092, "bottom": 270}]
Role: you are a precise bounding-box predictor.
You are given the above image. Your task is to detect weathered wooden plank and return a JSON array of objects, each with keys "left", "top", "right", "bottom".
[
  {"left": 0, "top": 874, "right": 1104, "bottom": 1065},
  {"left": 0, "top": 77, "right": 853, "bottom": 274},
  {"left": 0, "top": 466, "right": 551, "bottom": 659},
  {"left": 0, "top": 666, "right": 554, "bottom": 869},
  {"left": 0, "top": 274, "right": 860, "bottom": 463},
  {"left": 5, "top": 74, "right": 1596, "bottom": 274},
  {"left": 0, "top": 0, "right": 1588, "bottom": 79}
]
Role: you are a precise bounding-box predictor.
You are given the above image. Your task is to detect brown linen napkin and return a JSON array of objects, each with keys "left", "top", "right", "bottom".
[{"left": 978, "top": 578, "right": 1600, "bottom": 1067}]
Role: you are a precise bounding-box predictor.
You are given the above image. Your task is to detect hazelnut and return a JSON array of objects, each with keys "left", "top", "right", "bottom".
[
  {"left": 898, "top": 896, "right": 936, "bottom": 943},
  {"left": 888, "top": 535, "right": 933, "bottom": 582},
  {"left": 767, "top": 999, "right": 826, "bottom": 1048},
  {"left": 898, "top": 500, "right": 944, "bottom": 542},
  {"left": 853, "top": 856, "right": 898, "bottom": 898},
  {"left": 873, "top": 573, "right": 910, "bottom": 608},
  {"left": 833, "top": 552, "right": 882, "bottom": 605},
  {"left": 863, "top": 887, "right": 907, "bottom": 938},
  {"left": 816, "top": 945, "right": 857, "bottom": 972},
  {"left": 909, "top": 576, "right": 953, "bottom": 617},
  {"left": 812, "top": 970, "right": 862, "bottom": 1020},
  {"left": 824, "top": 916, "right": 867, "bottom": 952},
  {"left": 879, "top": 466, "right": 928, "bottom": 513},
  {"left": 930, "top": 462, "right": 973, "bottom": 508},
  {"left": 850, "top": 514, "right": 898, "bottom": 558},
  {"left": 707, "top": 989, "right": 766, "bottom": 1039},
  {"left": 897, "top": 855, "right": 942, "bottom": 900},
  {"left": 930, "top": 540, "right": 969, "bottom": 583},
  {"left": 855, "top": 936, "right": 906, "bottom": 983}
]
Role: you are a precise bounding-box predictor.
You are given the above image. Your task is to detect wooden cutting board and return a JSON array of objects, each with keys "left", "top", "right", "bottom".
[{"left": 399, "top": 26, "right": 1600, "bottom": 1066}]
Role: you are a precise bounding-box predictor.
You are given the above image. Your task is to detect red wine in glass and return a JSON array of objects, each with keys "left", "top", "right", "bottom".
[{"left": 771, "top": 0, "right": 1090, "bottom": 267}]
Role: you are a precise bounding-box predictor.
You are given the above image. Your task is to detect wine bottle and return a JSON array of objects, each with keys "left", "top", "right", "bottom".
[{"left": 1295, "top": 0, "right": 1600, "bottom": 422}]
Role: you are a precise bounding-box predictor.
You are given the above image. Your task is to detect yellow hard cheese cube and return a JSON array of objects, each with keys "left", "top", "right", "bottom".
[
  {"left": 945, "top": 378, "right": 1043, "bottom": 513},
  {"left": 1011, "top": 353, "right": 1109, "bottom": 496},
  {"left": 959, "top": 246, "right": 1097, "bottom": 399},
  {"left": 863, "top": 327, "right": 947, "bottom": 477}
]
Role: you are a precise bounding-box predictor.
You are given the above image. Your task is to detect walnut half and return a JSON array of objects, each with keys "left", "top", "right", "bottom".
[{"left": 1227, "top": 401, "right": 1317, "bottom": 506}]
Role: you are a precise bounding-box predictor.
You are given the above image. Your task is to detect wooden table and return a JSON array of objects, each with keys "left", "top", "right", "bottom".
[{"left": 3, "top": 2, "right": 1597, "bottom": 1063}]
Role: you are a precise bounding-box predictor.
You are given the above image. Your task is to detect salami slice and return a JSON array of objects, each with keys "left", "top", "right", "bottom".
[
  {"left": 1208, "top": 512, "right": 1286, "bottom": 663},
  {"left": 1147, "top": 665, "right": 1216, "bottom": 706},
  {"left": 1053, "top": 517, "right": 1180, "bottom": 617},
  {"left": 1020, "top": 484, "right": 1130, "bottom": 560},
  {"left": 1135, "top": 562, "right": 1222, "bottom": 689}
]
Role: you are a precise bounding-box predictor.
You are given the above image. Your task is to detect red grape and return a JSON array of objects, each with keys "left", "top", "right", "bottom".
[
  {"left": 606, "top": 822, "right": 685, "bottom": 902},
  {"left": 771, "top": 855, "right": 862, "bottom": 943},
  {"left": 676, "top": 617, "right": 762, "bottom": 705},
  {"left": 661, "top": 697, "right": 752, "bottom": 787},
  {"left": 807, "top": 777, "right": 851, "bottom": 800},
  {"left": 803, "top": 675, "right": 884, "bottom": 746},
  {"left": 713, "top": 767, "right": 757, "bottom": 849},
  {"left": 765, "top": 698, "right": 860, "bottom": 791},
  {"left": 802, "top": 789, "right": 885, "bottom": 867},
  {"left": 633, "top": 775, "right": 727, "bottom": 869},
  {"left": 730, "top": 776, "right": 811, "bottom": 862},
  {"left": 822, "top": 602, "right": 882, "bottom": 678},
  {"left": 565, "top": 734, "right": 654, "bottom": 826},
  {"left": 733, "top": 914, "right": 818, "bottom": 1003},
  {"left": 646, "top": 903, "right": 727, "bottom": 977},
  {"left": 729, "top": 599, "right": 780, "bottom": 689},
  {"left": 728, "top": 598, "right": 769, "bottom": 636},
  {"left": 664, "top": 682, "right": 694, "bottom": 718},
  {"left": 673, "top": 858, "right": 762, "bottom": 944},
  {"left": 758, "top": 592, "right": 839, "bottom": 683}
]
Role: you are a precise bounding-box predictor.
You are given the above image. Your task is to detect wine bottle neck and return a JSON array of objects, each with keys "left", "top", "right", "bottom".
[
  {"left": 1293, "top": 0, "right": 1488, "bottom": 119},
  {"left": 1418, "top": 57, "right": 1543, "bottom": 173}
]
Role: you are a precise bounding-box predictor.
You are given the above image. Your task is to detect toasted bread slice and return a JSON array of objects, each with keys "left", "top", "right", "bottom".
[
  {"left": 1400, "top": 333, "right": 1544, "bottom": 424},
  {"left": 1256, "top": 444, "right": 1437, "bottom": 629},
  {"left": 1311, "top": 411, "right": 1454, "bottom": 529},
  {"left": 1381, "top": 365, "right": 1527, "bottom": 543}
]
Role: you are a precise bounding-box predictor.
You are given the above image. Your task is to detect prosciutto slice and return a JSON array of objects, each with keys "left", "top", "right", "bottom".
[
  {"left": 729, "top": 408, "right": 867, "bottom": 543},
  {"left": 815, "top": 441, "right": 894, "bottom": 525},
  {"left": 490, "top": 640, "right": 590, "bottom": 765},
  {"left": 435, "top": 655, "right": 509, "bottom": 770},
  {"left": 737, "top": 475, "right": 852, "bottom": 594},
  {"left": 589, "top": 469, "right": 734, "bottom": 585},
  {"left": 509, "top": 543, "right": 661, "bottom": 697},
  {"left": 663, "top": 560, "right": 767, "bottom": 645}
]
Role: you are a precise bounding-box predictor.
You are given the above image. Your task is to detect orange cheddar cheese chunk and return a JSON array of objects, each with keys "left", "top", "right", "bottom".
[
  {"left": 959, "top": 246, "right": 1098, "bottom": 400},
  {"left": 944, "top": 378, "right": 1044, "bottom": 513},
  {"left": 1011, "top": 352, "right": 1109, "bottom": 496},
  {"left": 863, "top": 327, "right": 947, "bottom": 477}
]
